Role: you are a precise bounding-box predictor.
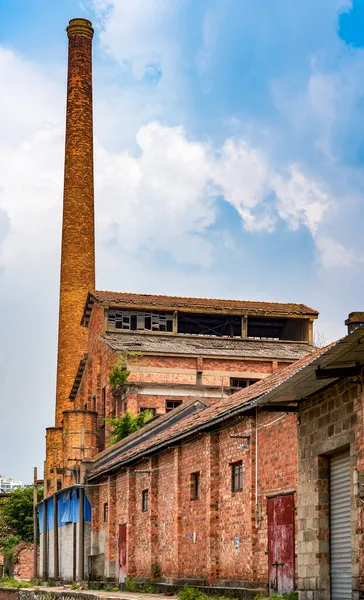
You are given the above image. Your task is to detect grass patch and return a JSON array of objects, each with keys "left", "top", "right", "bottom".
[
  {"left": 178, "top": 587, "right": 234, "bottom": 600},
  {"left": 254, "top": 594, "right": 298, "bottom": 600},
  {"left": 0, "top": 577, "right": 33, "bottom": 588}
]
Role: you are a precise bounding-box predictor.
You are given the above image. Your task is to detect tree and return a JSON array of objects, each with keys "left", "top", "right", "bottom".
[
  {"left": 107, "top": 410, "right": 155, "bottom": 444},
  {"left": 313, "top": 328, "right": 328, "bottom": 349},
  {"left": 0, "top": 486, "right": 43, "bottom": 555}
]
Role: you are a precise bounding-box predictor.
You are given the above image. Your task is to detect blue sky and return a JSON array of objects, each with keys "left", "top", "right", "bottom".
[{"left": 0, "top": 0, "right": 363, "bottom": 482}]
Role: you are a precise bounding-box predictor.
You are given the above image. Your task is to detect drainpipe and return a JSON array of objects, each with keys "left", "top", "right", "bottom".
[
  {"left": 78, "top": 487, "right": 85, "bottom": 581},
  {"left": 53, "top": 493, "right": 59, "bottom": 579},
  {"left": 42, "top": 499, "right": 48, "bottom": 581}
]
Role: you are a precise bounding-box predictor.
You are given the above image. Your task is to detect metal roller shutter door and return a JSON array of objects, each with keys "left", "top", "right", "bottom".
[{"left": 330, "top": 452, "right": 352, "bottom": 600}]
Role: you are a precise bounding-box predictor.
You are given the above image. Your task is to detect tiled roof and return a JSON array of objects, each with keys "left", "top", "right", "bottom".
[
  {"left": 103, "top": 332, "right": 314, "bottom": 361},
  {"left": 87, "top": 342, "right": 331, "bottom": 480},
  {"left": 81, "top": 290, "right": 318, "bottom": 325}
]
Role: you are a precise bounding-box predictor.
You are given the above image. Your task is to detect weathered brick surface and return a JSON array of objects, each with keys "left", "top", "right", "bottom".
[
  {"left": 297, "top": 379, "right": 364, "bottom": 599},
  {"left": 55, "top": 19, "right": 95, "bottom": 427},
  {"left": 62, "top": 410, "right": 98, "bottom": 488},
  {"left": 46, "top": 18, "right": 95, "bottom": 494},
  {"left": 13, "top": 543, "right": 38, "bottom": 580},
  {"left": 90, "top": 411, "right": 297, "bottom": 587},
  {"left": 74, "top": 305, "right": 297, "bottom": 449}
]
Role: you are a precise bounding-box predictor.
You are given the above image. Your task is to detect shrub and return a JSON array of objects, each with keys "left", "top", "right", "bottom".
[
  {"left": 0, "top": 577, "right": 33, "bottom": 588},
  {"left": 107, "top": 409, "right": 155, "bottom": 444},
  {"left": 178, "top": 586, "right": 208, "bottom": 600},
  {"left": 124, "top": 576, "right": 138, "bottom": 592},
  {"left": 151, "top": 562, "right": 162, "bottom": 581}
]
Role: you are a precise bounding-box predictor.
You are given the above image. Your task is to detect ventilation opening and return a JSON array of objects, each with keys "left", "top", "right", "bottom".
[
  {"left": 247, "top": 317, "right": 308, "bottom": 341},
  {"left": 178, "top": 312, "right": 241, "bottom": 337}
]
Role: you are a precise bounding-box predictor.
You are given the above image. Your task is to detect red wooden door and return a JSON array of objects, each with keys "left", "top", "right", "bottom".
[
  {"left": 118, "top": 524, "right": 127, "bottom": 583},
  {"left": 268, "top": 495, "right": 295, "bottom": 595}
]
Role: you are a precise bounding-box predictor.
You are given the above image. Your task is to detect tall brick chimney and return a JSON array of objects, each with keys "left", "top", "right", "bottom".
[{"left": 55, "top": 18, "right": 95, "bottom": 426}]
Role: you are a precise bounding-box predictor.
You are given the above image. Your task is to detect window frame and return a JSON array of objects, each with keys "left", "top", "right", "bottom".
[
  {"left": 231, "top": 460, "right": 243, "bottom": 493},
  {"left": 142, "top": 489, "right": 149, "bottom": 513},
  {"left": 190, "top": 471, "right": 201, "bottom": 501},
  {"left": 103, "top": 502, "right": 108, "bottom": 522},
  {"left": 166, "top": 399, "right": 183, "bottom": 412},
  {"left": 230, "top": 377, "right": 259, "bottom": 390}
]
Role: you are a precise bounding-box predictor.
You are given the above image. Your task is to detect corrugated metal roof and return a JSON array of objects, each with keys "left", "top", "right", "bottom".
[
  {"left": 255, "top": 325, "right": 364, "bottom": 407},
  {"left": 103, "top": 332, "right": 314, "bottom": 361}
]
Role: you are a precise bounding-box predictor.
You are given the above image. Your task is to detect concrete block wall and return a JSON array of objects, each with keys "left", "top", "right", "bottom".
[{"left": 297, "top": 379, "right": 364, "bottom": 599}]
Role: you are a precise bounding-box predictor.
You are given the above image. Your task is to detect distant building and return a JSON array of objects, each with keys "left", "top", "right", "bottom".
[{"left": 0, "top": 475, "right": 22, "bottom": 493}]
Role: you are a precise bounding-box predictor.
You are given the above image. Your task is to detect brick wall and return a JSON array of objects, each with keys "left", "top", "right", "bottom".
[
  {"left": 297, "top": 379, "right": 364, "bottom": 599},
  {"left": 75, "top": 307, "right": 295, "bottom": 450},
  {"left": 13, "top": 544, "right": 38, "bottom": 580},
  {"left": 90, "top": 410, "right": 297, "bottom": 588}
]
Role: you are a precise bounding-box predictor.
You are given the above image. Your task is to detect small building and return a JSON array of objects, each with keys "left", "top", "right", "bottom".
[{"left": 0, "top": 475, "right": 22, "bottom": 493}]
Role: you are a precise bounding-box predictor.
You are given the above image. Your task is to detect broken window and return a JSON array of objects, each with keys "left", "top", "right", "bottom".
[
  {"left": 108, "top": 310, "right": 173, "bottom": 332},
  {"left": 142, "top": 489, "right": 149, "bottom": 512},
  {"left": 166, "top": 400, "right": 183, "bottom": 412},
  {"left": 247, "top": 317, "right": 308, "bottom": 341},
  {"left": 178, "top": 312, "right": 241, "bottom": 337},
  {"left": 190, "top": 472, "right": 201, "bottom": 500},
  {"left": 230, "top": 378, "right": 259, "bottom": 390},
  {"left": 231, "top": 461, "right": 243, "bottom": 493}
]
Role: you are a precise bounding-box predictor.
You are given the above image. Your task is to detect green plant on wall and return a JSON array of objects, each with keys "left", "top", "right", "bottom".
[
  {"left": 106, "top": 410, "right": 155, "bottom": 444},
  {"left": 108, "top": 356, "right": 131, "bottom": 390},
  {"left": 106, "top": 352, "right": 154, "bottom": 443}
]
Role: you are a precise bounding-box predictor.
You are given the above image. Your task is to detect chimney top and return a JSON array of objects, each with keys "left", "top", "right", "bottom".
[
  {"left": 345, "top": 312, "right": 364, "bottom": 334},
  {"left": 67, "top": 18, "right": 94, "bottom": 39}
]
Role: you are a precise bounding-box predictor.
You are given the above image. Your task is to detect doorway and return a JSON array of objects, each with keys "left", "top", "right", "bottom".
[
  {"left": 267, "top": 494, "right": 295, "bottom": 594},
  {"left": 118, "top": 524, "right": 127, "bottom": 584}
]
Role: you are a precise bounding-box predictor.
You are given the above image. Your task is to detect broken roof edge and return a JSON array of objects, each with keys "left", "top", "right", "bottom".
[
  {"left": 86, "top": 334, "right": 353, "bottom": 481},
  {"left": 81, "top": 290, "right": 319, "bottom": 327}
]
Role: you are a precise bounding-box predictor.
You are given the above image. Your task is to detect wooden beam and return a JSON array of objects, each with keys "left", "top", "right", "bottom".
[{"left": 315, "top": 363, "right": 362, "bottom": 379}]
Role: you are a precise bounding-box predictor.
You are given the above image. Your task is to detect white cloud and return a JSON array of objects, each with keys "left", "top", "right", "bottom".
[
  {"left": 91, "top": 0, "right": 179, "bottom": 79},
  {"left": 0, "top": 30, "right": 361, "bottom": 481},
  {"left": 272, "top": 166, "right": 331, "bottom": 235},
  {"left": 315, "top": 236, "right": 358, "bottom": 269}
]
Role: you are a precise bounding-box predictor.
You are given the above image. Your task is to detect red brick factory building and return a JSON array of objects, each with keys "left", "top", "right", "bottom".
[{"left": 38, "top": 16, "right": 364, "bottom": 600}]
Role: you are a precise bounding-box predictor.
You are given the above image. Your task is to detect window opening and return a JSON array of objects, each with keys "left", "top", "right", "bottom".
[
  {"left": 142, "top": 489, "right": 149, "bottom": 512},
  {"left": 230, "top": 378, "right": 259, "bottom": 390},
  {"left": 108, "top": 310, "right": 173, "bottom": 333},
  {"left": 190, "top": 472, "right": 201, "bottom": 500},
  {"left": 101, "top": 387, "right": 106, "bottom": 418},
  {"left": 166, "top": 400, "right": 183, "bottom": 412},
  {"left": 178, "top": 312, "right": 241, "bottom": 337},
  {"left": 231, "top": 461, "right": 243, "bottom": 492},
  {"left": 103, "top": 502, "right": 108, "bottom": 522}
]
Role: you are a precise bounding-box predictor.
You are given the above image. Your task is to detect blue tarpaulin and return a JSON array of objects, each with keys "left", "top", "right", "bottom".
[{"left": 38, "top": 487, "right": 91, "bottom": 533}]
